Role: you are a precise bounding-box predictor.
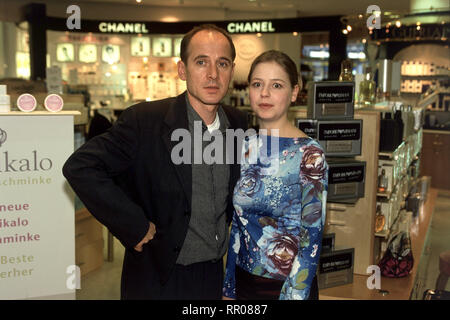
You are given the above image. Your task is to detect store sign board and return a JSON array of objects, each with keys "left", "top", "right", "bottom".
[
  {"left": 46, "top": 16, "right": 340, "bottom": 34},
  {"left": 0, "top": 115, "right": 75, "bottom": 300},
  {"left": 226, "top": 21, "right": 275, "bottom": 33},
  {"left": 372, "top": 23, "right": 450, "bottom": 41},
  {"left": 98, "top": 22, "right": 149, "bottom": 34}
]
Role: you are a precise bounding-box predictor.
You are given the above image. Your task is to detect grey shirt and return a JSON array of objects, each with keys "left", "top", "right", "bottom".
[{"left": 176, "top": 97, "right": 231, "bottom": 265}]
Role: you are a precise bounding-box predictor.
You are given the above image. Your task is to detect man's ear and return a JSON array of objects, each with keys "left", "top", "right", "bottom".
[{"left": 178, "top": 60, "right": 187, "bottom": 81}]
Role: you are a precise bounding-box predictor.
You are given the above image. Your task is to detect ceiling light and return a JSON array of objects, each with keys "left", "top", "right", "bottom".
[
  {"left": 395, "top": 21, "right": 401, "bottom": 27},
  {"left": 347, "top": 25, "right": 352, "bottom": 32},
  {"left": 342, "top": 29, "right": 348, "bottom": 35},
  {"left": 136, "top": 0, "right": 142, "bottom": 3}
]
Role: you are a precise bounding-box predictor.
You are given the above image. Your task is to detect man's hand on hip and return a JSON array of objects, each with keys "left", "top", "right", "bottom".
[{"left": 134, "top": 221, "right": 156, "bottom": 252}]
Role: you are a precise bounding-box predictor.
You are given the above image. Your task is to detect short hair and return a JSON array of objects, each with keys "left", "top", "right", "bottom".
[
  {"left": 247, "top": 50, "right": 299, "bottom": 88},
  {"left": 180, "top": 24, "right": 236, "bottom": 64}
]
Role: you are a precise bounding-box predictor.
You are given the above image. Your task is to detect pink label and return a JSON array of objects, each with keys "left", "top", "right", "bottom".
[
  {"left": 17, "top": 94, "right": 36, "bottom": 112},
  {"left": 44, "top": 94, "right": 63, "bottom": 112}
]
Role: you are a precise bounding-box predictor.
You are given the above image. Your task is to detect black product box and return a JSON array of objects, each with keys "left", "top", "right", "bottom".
[
  {"left": 296, "top": 118, "right": 318, "bottom": 139},
  {"left": 327, "top": 160, "right": 366, "bottom": 201},
  {"left": 307, "top": 81, "right": 355, "bottom": 120},
  {"left": 317, "top": 119, "right": 363, "bottom": 157},
  {"left": 317, "top": 247, "right": 354, "bottom": 290},
  {"left": 321, "top": 233, "right": 335, "bottom": 253}
]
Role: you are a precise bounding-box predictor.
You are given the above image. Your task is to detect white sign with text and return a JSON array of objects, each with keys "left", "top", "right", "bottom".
[{"left": 0, "top": 115, "right": 75, "bottom": 299}]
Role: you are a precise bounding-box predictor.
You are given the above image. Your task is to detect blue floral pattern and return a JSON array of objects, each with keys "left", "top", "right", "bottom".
[{"left": 223, "top": 134, "right": 328, "bottom": 300}]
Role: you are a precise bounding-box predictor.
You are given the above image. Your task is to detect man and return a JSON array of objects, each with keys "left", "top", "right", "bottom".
[{"left": 63, "top": 24, "right": 247, "bottom": 299}]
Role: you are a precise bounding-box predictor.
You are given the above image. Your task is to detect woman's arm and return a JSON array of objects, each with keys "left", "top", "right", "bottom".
[{"left": 280, "top": 143, "right": 328, "bottom": 300}]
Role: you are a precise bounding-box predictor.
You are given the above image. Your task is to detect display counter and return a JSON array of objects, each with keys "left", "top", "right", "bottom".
[{"left": 319, "top": 188, "right": 437, "bottom": 300}]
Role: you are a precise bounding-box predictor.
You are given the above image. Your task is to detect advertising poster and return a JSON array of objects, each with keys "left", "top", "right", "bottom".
[
  {"left": 102, "top": 44, "right": 120, "bottom": 64},
  {"left": 173, "top": 37, "right": 182, "bottom": 58},
  {"left": 56, "top": 43, "right": 75, "bottom": 62},
  {"left": 152, "top": 37, "right": 172, "bottom": 57},
  {"left": 131, "top": 37, "right": 150, "bottom": 57},
  {"left": 79, "top": 44, "right": 97, "bottom": 63},
  {"left": 0, "top": 115, "right": 75, "bottom": 299}
]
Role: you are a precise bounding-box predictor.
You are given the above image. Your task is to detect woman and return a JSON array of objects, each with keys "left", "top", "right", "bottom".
[{"left": 223, "top": 50, "right": 328, "bottom": 300}]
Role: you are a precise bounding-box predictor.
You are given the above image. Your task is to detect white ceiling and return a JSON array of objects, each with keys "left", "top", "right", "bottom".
[{"left": 72, "top": 0, "right": 413, "bottom": 16}]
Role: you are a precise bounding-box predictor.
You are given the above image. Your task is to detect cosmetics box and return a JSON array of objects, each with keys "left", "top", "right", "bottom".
[
  {"left": 296, "top": 118, "right": 318, "bottom": 139},
  {"left": 316, "top": 119, "right": 363, "bottom": 157},
  {"left": 327, "top": 160, "right": 366, "bottom": 201},
  {"left": 321, "top": 233, "right": 335, "bottom": 253},
  {"left": 307, "top": 81, "right": 355, "bottom": 120},
  {"left": 317, "top": 247, "right": 354, "bottom": 289}
]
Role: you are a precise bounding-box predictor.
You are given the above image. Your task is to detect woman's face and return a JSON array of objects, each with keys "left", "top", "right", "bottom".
[{"left": 249, "top": 61, "right": 299, "bottom": 124}]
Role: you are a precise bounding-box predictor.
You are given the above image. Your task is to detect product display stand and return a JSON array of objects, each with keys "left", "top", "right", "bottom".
[{"left": 0, "top": 111, "right": 79, "bottom": 300}]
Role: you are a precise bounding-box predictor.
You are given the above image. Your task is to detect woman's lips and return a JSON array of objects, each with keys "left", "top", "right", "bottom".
[{"left": 258, "top": 103, "right": 274, "bottom": 109}]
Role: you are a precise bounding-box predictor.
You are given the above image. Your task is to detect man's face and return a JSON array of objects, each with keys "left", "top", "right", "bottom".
[{"left": 178, "top": 30, "right": 234, "bottom": 109}]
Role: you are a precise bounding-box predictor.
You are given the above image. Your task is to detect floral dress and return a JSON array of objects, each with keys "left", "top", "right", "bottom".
[{"left": 223, "top": 134, "right": 328, "bottom": 300}]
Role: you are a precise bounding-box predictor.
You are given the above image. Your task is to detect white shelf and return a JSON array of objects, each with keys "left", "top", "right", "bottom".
[{"left": 375, "top": 229, "right": 390, "bottom": 238}]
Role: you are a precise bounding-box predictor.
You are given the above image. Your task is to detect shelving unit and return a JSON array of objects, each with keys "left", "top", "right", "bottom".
[{"left": 375, "top": 123, "right": 423, "bottom": 262}]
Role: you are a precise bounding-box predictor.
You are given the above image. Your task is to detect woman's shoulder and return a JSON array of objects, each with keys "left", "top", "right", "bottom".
[{"left": 283, "top": 126, "right": 309, "bottom": 139}]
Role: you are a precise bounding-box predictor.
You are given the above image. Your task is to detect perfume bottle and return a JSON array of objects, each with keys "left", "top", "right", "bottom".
[
  {"left": 359, "top": 67, "right": 376, "bottom": 105},
  {"left": 378, "top": 169, "right": 389, "bottom": 193},
  {"left": 339, "top": 59, "right": 354, "bottom": 82},
  {"left": 375, "top": 205, "right": 386, "bottom": 233}
]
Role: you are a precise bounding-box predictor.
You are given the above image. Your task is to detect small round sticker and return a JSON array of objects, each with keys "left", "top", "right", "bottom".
[
  {"left": 44, "top": 94, "right": 64, "bottom": 112},
  {"left": 17, "top": 93, "right": 37, "bottom": 112}
]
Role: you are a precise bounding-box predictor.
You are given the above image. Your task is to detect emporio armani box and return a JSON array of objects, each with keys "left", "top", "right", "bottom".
[
  {"left": 296, "top": 119, "right": 318, "bottom": 139},
  {"left": 307, "top": 81, "right": 355, "bottom": 120},
  {"left": 321, "top": 233, "right": 335, "bottom": 253},
  {"left": 327, "top": 160, "right": 366, "bottom": 201},
  {"left": 317, "top": 247, "right": 354, "bottom": 290},
  {"left": 317, "top": 119, "right": 363, "bottom": 157}
]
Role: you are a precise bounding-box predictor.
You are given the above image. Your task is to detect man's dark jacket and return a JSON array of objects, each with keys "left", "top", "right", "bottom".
[{"left": 62, "top": 92, "right": 247, "bottom": 299}]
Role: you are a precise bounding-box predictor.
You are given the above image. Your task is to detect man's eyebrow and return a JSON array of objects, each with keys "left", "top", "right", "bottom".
[
  {"left": 193, "top": 55, "right": 209, "bottom": 60},
  {"left": 192, "top": 55, "right": 232, "bottom": 63},
  {"left": 219, "top": 57, "right": 232, "bottom": 63}
]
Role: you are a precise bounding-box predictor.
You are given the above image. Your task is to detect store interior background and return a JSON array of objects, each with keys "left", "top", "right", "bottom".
[{"left": 0, "top": 0, "right": 449, "bottom": 300}]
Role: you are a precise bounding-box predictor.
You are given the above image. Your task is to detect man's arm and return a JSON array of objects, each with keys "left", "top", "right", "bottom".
[{"left": 63, "top": 107, "right": 150, "bottom": 250}]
